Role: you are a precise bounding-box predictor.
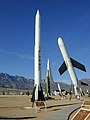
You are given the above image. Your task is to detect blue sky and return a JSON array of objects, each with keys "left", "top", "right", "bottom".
[{"left": 0, "top": 0, "right": 90, "bottom": 84}]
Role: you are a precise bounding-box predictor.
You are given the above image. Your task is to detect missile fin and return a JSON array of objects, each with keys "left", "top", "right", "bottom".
[
  {"left": 70, "top": 58, "right": 86, "bottom": 72},
  {"left": 58, "top": 61, "right": 67, "bottom": 75},
  {"left": 31, "top": 86, "right": 36, "bottom": 102},
  {"left": 81, "top": 81, "right": 88, "bottom": 86}
]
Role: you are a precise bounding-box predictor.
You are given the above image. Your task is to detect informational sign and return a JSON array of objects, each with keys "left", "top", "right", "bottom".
[
  {"left": 71, "top": 108, "right": 90, "bottom": 120},
  {"left": 82, "top": 100, "right": 90, "bottom": 109},
  {"left": 83, "top": 100, "right": 90, "bottom": 106}
]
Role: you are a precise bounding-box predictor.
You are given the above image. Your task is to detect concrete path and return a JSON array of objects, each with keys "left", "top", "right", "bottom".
[{"left": 45, "top": 103, "right": 81, "bottom": 120}]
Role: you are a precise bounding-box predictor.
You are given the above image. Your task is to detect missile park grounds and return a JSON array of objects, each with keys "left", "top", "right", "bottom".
[{"left": 0, "top": 94, "right": 90, "bottom": 120}]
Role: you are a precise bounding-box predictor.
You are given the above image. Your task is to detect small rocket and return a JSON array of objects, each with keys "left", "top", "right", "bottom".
[
  {"left": 46, "top": 59, "right": 51, "bottom": 97},
  {"left": 58, "top": 37, "right": 86, "bottom": 99},
  {"left": 57, "top": 83, "right": 62, "bottom": 96},
  {"left": 31, "top": 10, "right": 44, "bottom": 101},
  {"left": 45, "top": 59, "right": 54, "bottom": 97}
]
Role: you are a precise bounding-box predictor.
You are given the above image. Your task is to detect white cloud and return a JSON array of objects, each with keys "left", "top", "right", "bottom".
[
  {"left": 51, "top": 62, "right": 57, "bottom": 66},
  {"left": 0, "top": 48, "right": 33, "bottom": 60}
]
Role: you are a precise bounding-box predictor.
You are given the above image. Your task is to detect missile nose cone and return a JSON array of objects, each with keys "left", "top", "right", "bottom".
[
  {"left": 58, "top": 37, "right": 63, "bottom": 46},
  {"left": 36, "top": 10, "right": 40, "bottom": 18},
  {"left": 35, "top": 10, "right": 40, "bottom": 26},
  {"left": 47, "top": 59, "right": 50, "bottom": 71},
  {"left": 37, "top": 10, "right": 40, "bottom": 15}
]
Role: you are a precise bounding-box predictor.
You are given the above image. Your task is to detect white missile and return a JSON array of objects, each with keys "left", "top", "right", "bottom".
[
  {"left": 46, "top": 59, "right": 51, "bottom": 96},
  {"left": 47, "top": 59, "right": 50, "bottom": 71},
  {"left": 58, "top": 37, "right": 86, "bottom": 99},
  {"left": 34, "top": 10, "right": 41, "bottom": 100},
  {"left": 31, "top": 10, "right": 45, "bottom": 103},
  {"left": 80, "top": 88, "right": 83, "bottom": 96},
  {"left": 57, "top": 83, "right": 62, "bottom": 96}
]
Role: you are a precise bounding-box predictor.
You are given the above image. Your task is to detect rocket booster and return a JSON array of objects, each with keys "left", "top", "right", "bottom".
[
  {"left": 58, "top": 37, "right": 86, "bottom": 98},
  {"left": 34, "top": 10, "right": 41, "bottom": 100}
]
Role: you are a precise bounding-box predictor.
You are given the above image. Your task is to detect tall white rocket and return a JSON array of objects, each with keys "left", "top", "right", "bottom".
[
  {"left": 34, "top": 10, "right": 41, "bottom": 100},
  {"left": 58, "top": 37, "right": 86, "bottom": 99}
]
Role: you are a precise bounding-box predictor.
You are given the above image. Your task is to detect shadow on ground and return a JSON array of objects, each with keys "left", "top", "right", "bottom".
[{"left": 0, "top": 116, "right": 36, "bottom": 119}]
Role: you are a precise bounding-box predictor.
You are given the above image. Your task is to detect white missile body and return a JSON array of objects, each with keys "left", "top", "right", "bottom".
[
  {"left": 46, "top": 59, "right": 51, "bottom": 96},
  {"left": 58, "top": 37, "right": 86, "bottom": 98},
  {"left": 80, "top": 88, "right": 83, "bottom": 96},
  {"left": 58, "top": 38, "right": 78, "bottom": 96},
  {"left": 57, "top": 83, "right": 62, "bottom": 95},
  {"left": 34, "top": 10, "right": 41, "bottom": 100},
  {"left": 47, "top": 59, "right": 50, "bottom": 71}
]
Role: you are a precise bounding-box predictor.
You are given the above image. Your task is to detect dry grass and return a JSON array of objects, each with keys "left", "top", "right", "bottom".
[{"left": 0, "top": 95, "right": 89, "bottom": 120}]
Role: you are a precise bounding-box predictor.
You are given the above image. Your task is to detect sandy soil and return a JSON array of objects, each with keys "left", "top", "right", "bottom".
[{"left": 0, "top": 95, "right": 89, "bottom": 120}]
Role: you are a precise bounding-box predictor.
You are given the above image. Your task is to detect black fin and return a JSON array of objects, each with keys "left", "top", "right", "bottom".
[
  {"left": 81, "top": 81, "right": 88, "bottom": 86},
  {"left": 58, "top": 61, "right": 67, "bottom": 75},
  {"left": 31, "top": 86, "right": 36, "bottom": 102},
  {"left": 70, "top": 58, "right": 86, "bottom": 72}
]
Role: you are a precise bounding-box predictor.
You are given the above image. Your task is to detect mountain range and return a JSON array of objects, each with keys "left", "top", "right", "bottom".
[{"left": 0, "top": 73, "right": 90, "bottom": 91}]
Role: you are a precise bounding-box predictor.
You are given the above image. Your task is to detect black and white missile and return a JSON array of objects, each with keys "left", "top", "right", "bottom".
[
  {"left": 34, "top": 10, "right": 44, "bottom": 101},
  {"left": 46, "top": 59, "right": 51, "bottom": 97},
  {"left": 58, "top": 37, "right": 86, "bottom": 99},
  {"left": 45, "top": 59, "right": 54, "bottom": 97}
]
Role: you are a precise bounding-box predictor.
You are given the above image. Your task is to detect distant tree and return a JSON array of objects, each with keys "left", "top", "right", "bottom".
[
  {"left": 26, "top": 91, "right": 30, "bottom": 96},
  {"left": 3, "top": 91, "right": 5, "bottom": 95}
]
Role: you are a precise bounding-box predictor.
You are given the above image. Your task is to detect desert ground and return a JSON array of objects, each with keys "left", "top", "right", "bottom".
[{"left": 0, "top": 94, "right": 89, "bottom": 120}]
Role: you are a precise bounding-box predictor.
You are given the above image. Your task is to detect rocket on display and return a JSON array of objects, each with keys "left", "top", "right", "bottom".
[
  {"left": 31, "top": 10, "right": 45, "bottom": 102},
  {"left": 45, "top": 59, "right": 54, "bottom": 97},
  {"left": 57, "top": 83, "right": 62, "bottom": 97},
  {"left": 58, "top": 37, "right": 86, "bottom": 99},
  {"left": 34, "top": 10, "right": 41, "bottom": 101},
  {"left": 46, "top": 59, "right": 51, "bottom": 97}
]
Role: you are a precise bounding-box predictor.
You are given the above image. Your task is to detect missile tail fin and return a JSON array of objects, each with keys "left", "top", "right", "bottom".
[
  {"left": 70, "top": 58, "right": 86, "bottom": 72},
  {"left": 81, "top": 81, "right": 88, "bottom": 86},
  {"left": 58, "top": 61, "right": 67, "bottom": 75},
  {"left": 31, "top": 86, "right": 36, "bottom": 102}
]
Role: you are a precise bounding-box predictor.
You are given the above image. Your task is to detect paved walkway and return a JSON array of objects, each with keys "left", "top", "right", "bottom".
[{"left": 45, "top": 103, "right": 81, "bottom": 120}]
